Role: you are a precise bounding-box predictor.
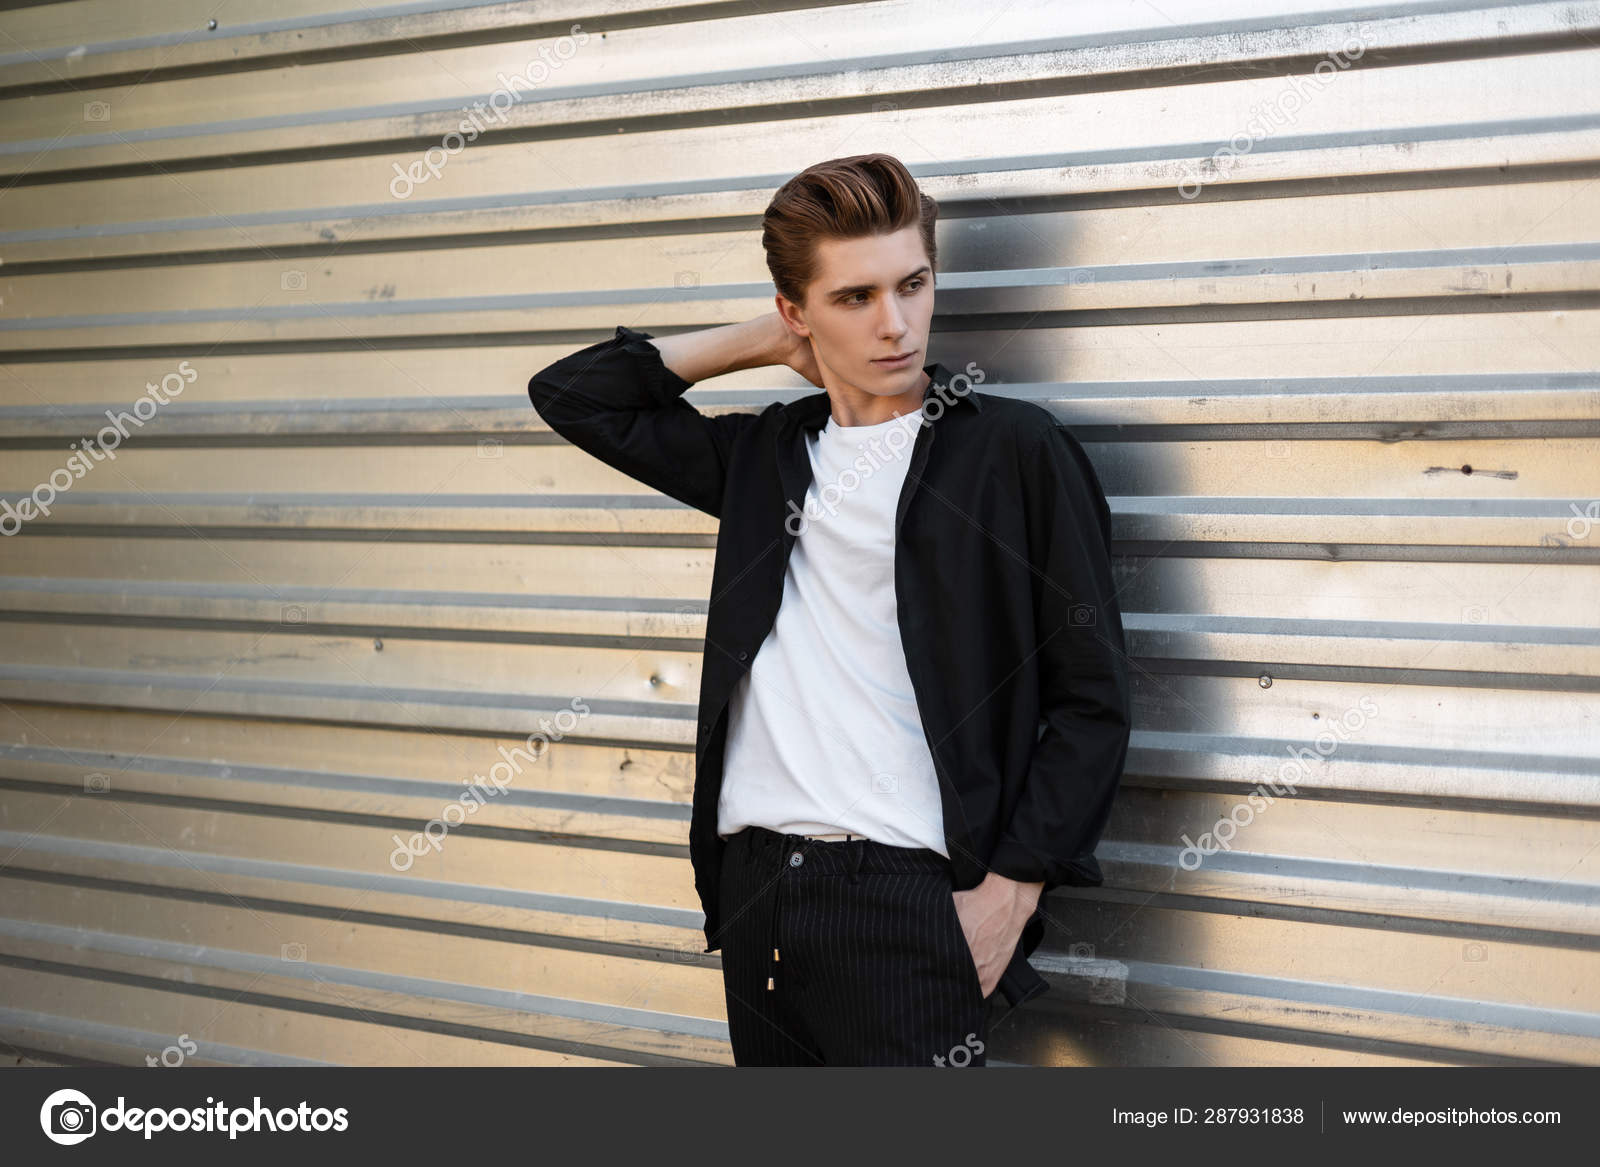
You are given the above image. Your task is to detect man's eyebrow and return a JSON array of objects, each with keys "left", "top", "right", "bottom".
[{"left": 825, "top": 265, "right": 931, "bottom": 299}]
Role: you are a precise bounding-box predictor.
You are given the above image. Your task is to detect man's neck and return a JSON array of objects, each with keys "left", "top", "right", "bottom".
[{"left": 824, "top": 368, "right": 930, "bottom": 428}]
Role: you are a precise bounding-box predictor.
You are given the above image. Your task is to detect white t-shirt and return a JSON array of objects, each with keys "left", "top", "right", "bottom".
[{"left": 715, "top": 404, "right": 948, "bottom": 855}]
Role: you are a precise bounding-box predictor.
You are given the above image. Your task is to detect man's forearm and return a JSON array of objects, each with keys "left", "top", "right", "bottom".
[{"left": 647, "top": 314, "right": 788, "bottom": 385}]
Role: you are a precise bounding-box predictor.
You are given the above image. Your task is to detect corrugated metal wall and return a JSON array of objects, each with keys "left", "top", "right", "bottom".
[{"left": 1, "top": 0, "right": 1596, "bottom": 1068}]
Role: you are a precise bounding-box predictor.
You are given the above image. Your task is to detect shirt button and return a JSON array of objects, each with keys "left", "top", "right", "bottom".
[
  {"left": 738, "top": 651, "right": 748, "bottom": 661},
  {"left": 789, "top": 852, "right": 803, "bottom": 867}
]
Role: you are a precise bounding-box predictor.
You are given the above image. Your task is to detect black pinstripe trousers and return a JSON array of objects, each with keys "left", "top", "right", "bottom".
[{"left": 716, "top": 824, "right": 991, "bottom": 1067}]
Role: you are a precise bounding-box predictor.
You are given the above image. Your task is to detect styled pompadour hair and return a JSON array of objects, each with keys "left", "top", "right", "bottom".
[{"left": 761, "top": 153, "right": 938, "bottom": 306}]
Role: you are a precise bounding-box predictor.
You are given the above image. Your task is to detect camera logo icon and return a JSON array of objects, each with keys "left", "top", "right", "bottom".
[{"left": 40, "top": 1088, "right": 97, "bottom": 1145}]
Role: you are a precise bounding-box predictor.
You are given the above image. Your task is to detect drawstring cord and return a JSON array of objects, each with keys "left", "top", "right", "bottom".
[
  {"left": 765, "top": 835, "right": 866, "bottom": 990},
  {"left": 765, "top": 838, "right": 798, "bottom": 990},
  {"left": 766, "top": 856, "right": 783, "bottom": 990}
]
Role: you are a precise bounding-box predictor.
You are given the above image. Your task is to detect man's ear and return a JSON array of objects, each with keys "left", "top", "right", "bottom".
[{"left": 774, "top": 292, "right": 810, "bottom": 339}]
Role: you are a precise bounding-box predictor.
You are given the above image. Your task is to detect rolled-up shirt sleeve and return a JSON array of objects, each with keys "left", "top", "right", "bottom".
[{"left": 527, "top": 325, "right": 759, "bottom": 518}]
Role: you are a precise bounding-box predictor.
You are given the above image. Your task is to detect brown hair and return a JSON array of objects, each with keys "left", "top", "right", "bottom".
[{"left": 761, "top": 153, "right": 938, "bottom": 307}]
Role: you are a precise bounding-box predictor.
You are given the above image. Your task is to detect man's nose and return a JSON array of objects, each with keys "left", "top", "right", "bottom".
[{"left": 878, "top": 299, "right": 907, "bottom": 337}]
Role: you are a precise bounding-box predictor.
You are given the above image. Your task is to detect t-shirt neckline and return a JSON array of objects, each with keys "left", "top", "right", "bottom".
[{"left": 821, "top": 406, "right": 924, "bottom": 438}]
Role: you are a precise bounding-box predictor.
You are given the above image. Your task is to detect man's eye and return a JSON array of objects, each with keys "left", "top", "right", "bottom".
[{"left": 903, "top": 280, "right": 924, "bottom": 293}]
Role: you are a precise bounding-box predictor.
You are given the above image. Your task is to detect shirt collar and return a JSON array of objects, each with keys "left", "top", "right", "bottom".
[{"left": 779, "top": 360, "right": 982, "bottom": 434}]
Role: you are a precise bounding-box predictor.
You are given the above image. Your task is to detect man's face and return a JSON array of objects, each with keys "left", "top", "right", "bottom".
[{"left": 779, "top": 225, "right": 935, "bottom": 397}]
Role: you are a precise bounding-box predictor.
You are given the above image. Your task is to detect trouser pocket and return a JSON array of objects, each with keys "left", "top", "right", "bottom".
[{"left": 938, "top": 872, "right": 988, "bottom": 1001}]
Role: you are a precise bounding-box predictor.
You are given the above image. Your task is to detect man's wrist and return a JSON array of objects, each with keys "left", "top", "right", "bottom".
[
  {"left": 980, "top": 870, "right": 1044, "bottom": 921},
  {"left": 649, "top": 315, "right": 781, "bottom": 384}
]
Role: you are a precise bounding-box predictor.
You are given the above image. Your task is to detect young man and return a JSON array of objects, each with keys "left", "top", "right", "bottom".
[{"left": 528, "top": 153, "right": 1131, "bottom": 1067}]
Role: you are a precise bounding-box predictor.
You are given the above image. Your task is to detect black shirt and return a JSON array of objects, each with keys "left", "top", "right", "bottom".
[{"left": 528, "top": 325, "right": 1132, "bottom": 1008}]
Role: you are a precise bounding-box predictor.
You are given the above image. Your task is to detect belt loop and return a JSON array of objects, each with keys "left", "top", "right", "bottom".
[{"left": 847, "top": 838, "right": 863, "bottom": 884}]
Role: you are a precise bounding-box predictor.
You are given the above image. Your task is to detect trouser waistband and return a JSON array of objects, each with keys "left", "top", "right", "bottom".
[
  {"left": 730, "top": 825, "right": 953, "bottom": 991},
  {"left": 736, "top": 824, "right": 951, "bottom": 876}
]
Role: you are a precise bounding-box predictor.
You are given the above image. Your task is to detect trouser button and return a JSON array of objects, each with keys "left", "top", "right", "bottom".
[{"left": 789, "top": 851, "right": 803, "bottom": 867}]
